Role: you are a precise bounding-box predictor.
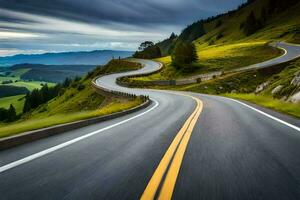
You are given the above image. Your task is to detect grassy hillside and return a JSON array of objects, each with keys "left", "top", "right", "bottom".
[
  {"left": 157, "top": 0, "right": 299, "bottom": 56},
  {"left": 133, "top": 41, "right": 282, "bottom": 81},
  {"left": 0, "top": 59, "right": 143, "bottom": 138},
  {"left": 224, "top": 93, "right": 300, "bottom": 118},
  {"left": 0, "top": 85, "right": 29, "bottom": 98},
  {"left": 133, "top": 0, "right": 300, "bottom": 81},
  {"left": 0, "top": 95, "right": 25, "bottom": 114},
  {"left": 150, "top": 57, "right": 300, "bottom": 117},
  {"left": 195, "top": 0, "right": 300, "bottom": 46},
  {"left": 121, "top": 0, "right": 300, "bottom": 118},
  {"left": 0, "top": 67, "right": 55, "bottom": 92}
]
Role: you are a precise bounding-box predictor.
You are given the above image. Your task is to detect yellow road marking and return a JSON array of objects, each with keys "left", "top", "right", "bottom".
[
  {"left": 158, "top": 99, "right": 202, "bottom": 200},
  {"left": 140, "top": 93, "right": 203, "bottom": 200}
]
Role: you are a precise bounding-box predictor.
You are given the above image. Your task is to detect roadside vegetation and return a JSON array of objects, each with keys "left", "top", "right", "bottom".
[
  {"left": 121, "top": 0, "right": 300, "bottom": 118},
  {"left": 133, "top": 41, "right": 161, "bottom": 59},
  {"left": 0, "top": 95, "right": 25, "bottom": 114},
  {"left": 0, "top": 59, "right": 143, "bottom": 138},
  {"left": 223, "top": 93, "right": 300, "bottom": 118},
  {"left": 132, "top": 41, "right": 282, "bottom": 81},
  {"left": 140, "top": 58, "right": 300, "bottom": 118},
  {"left": 0, "top": 66, "right": 56, "bottom": 110}
]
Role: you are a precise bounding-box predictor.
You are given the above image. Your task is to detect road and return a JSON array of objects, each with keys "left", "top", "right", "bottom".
[{"left": 0, "top": 44, "right": 300, "bottom": 200}]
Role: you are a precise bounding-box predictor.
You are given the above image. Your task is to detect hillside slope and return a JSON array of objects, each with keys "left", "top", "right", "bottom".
[
  {"left": 196, "top": 0, "right": 300, "bottom": 46},
  {"left": 0, "top": 59, "right": 143, "bottom": 138},
  {"left": 158, "top": 0, "right": 300, "bottom": 55}
]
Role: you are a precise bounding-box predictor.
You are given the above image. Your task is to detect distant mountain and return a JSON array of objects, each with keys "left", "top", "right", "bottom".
[
  {"left": 0, "top": 50, "right": 133, "bottom": 66},
  {"left": 10, "top": 63, "right": 96, "bottom": 83}
]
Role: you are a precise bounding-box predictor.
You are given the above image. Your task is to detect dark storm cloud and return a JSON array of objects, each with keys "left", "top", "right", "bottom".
[
  {"left": 0, "top": 0, "right": 245, "bottom": 26},
  {"left": 0, "top": 0, "right": 245, "bottom": 56}
]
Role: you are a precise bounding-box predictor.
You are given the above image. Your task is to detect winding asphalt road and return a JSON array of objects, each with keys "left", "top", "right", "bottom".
[{"left": 0, "top": 43, "right": 300, "bottom": 200}]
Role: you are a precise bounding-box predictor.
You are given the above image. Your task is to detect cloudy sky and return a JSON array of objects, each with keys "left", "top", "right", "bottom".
[{"left": 0, "top": 0, "right": 245, "bottom": 56}]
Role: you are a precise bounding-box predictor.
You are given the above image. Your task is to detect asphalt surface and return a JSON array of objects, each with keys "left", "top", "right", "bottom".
[{"left": 0, "top": 43, "right": 300, "bottom": 200}]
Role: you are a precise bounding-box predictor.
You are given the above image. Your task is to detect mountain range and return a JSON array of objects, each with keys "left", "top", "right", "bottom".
[{"left": 0, "top": 50, "right": 133, "bottom": 67}]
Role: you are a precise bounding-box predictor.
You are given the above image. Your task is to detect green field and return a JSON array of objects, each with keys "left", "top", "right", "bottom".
[
  {"left": 0, "top": 98, "right": 142, "bottom": 138},
  {"left": 223, "top": 93, "right": 300, "bottom": 118},
  {"left": 0, "top": 59, "right": 144, "bottom": 138},
  {"left": 0, "top": 67, "right": 55, "bottom": 91},
  {"left": 7, "top": 81, "right": 55, "bottom": 91},
  {"left": 0, "top": 95, "right": 25, "bottom": 114}
]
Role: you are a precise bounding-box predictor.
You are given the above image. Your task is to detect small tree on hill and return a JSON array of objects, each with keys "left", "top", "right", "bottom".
[
  {"left": 138, "top": 41, "right": 154, "bottom": 51},
  {"left": 169, "top": 32, "right": 177, "bottom": 40},
  {"left": 171, "top": 41, "right": 198, "bottom": 72},
  {"left": 7, "top": 104, "right": 17, "bottom": 122},
  {"left": 242, "top": 11, "right": 263, "bottom": 36},
  {"left": 133, "top": 41, "right": 161, "bottom": 59}
]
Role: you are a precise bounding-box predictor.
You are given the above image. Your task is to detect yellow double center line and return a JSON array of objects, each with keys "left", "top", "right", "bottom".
[{"left": 141, "top": 94, "right": 203, "bottom": 200}]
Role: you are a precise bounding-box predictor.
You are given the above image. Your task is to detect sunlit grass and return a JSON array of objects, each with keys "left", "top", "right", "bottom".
[
  {"left": 8, "top": 81, "right": 55, "bottom": 91},
  {"left": 0, "top": 95, "right": 25, "bottom": 114},
  {"left": 0, "top": 98, "right": 143, "bottom": 138},
  {"left": 133, "top": 41, "right": 282, "bottom": 81},
  {"left": 223, "top": 93, "right": 300, "bottom": 118},
  {"left": 0, "top": 59, "right": 145, "bottom": 138}
]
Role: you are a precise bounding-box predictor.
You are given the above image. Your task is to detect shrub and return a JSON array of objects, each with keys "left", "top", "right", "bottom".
[
  {"left": 0, "top": 104, "right": 17, "bottom": 122},
  {"left": 216, "top": 33, "right": 224, "bottom": 40},
  {"left": 133, "top": 44, "right": 162, "bottom": 59},
  {"left": 171, "top": 41, "right": 198, "bottom": 72},
  {"left": 77, "top": 84, "right": 85, "bottom": 91},
  {"left": 215, "top": 20, "right": 222, "bottom": 28},
  {"left": 242, "top": 11, "right": 263, "bottom": 36}
]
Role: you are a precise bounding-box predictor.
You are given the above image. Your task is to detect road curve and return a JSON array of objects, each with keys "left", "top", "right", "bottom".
[
  {"left": 232, "top": 42, "right": 300, "bottom": 72},
  {"left": 0, "top": 43, "right": 300, "bottom": 200}
]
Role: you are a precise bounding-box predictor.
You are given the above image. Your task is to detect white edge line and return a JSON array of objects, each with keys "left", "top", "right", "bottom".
[
  {"left": 0, "top": 99, "right": 159, "bottom": 173},
  {"left": 223, "top": 97, "right": 300, "bottom": 132}
]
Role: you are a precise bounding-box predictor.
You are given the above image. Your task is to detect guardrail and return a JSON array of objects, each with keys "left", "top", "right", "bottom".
[
  {"left": 0, "top": 100, "right": 151, "bottom": 150},
  {"left": 92, "top": 75, "right": 149, "bottom": 101}
]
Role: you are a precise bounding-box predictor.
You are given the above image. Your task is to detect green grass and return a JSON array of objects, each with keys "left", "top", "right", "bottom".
[
  {"left": 0, "top": 59, "right": 144, "bottom": 138},
  {"left": 0, "top": 95, "right": 25, "bottom": 114},
  {"left": 0, "top": 76, "right": 18, "bottom": 83},
  {"left": 0, "top": 77, "right": 55, "bottom": 91},
  {"left": 132, "top": 41, "right": 282, "bottom": 81},
  {"left": 194, "top": 42, "right": 282, "bottom": 72},
  {"left": 196, "top": 0, "right": 300, "bottom": 46},
  {"left": 7, "top": 81, "right": 55, "bottom": 91},
  {"left": 0, "top": 98, "right": 142, "bottom": 138},
  {"left": 131, "top": 57, "right": 300, "bottom": 118},
  {"left": 223, "top": 93, "right": 300, "bottom": 118},
  {"left": 0, "top": 68, "right": 55, "bottom": 91}
]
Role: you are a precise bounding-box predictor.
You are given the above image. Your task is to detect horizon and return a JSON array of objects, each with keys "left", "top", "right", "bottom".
[
  {"left": 0, "top": 0, "right": 245, "bottom": 56},
  {"left": 0, "top": 49, "right": 134, "bottom": 58}
]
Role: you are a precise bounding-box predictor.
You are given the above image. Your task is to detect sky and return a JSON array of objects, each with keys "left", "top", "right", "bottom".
[{"left": 0, "top": 0, "right": 245, "bottom": 56}]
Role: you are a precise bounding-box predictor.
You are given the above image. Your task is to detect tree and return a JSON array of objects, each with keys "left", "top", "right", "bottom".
[
  {"left": 169, "top": 32, "right": 177, "bottom": 40},
  {"left": 242, "top": 11, "right": 262, "bottom": 36},
  {"left": 171, "top": 41, "right": 198, "bottom": 71},
  {"left": 260, "top": 7, "right": 268, "bottom": 25},
  {"left": 7, "top": 104, "right": 17, "bottom": 122},
  {"left": 0, "top": 108, "right": 8, "bottom": 121},
  {"left": 138, "top": 41, "right": 154, "bottom": 51},
  {"left": 133, "top": 43, "right": 161, "bottom": 59}
]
